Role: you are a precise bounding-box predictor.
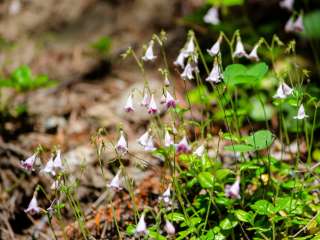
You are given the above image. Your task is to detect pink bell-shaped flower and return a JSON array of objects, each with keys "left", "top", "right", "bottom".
[
  {"left": 164, "top": 130, "right": 174, "bottom": 147},
  {"left": 273, "top": 82, "right": 293, "bottom": 99},
  {"left": 124, "top": 94, "right": 134, "bottom": 112},
  {"left": 173, "top": 51, "right": 188, "bottom": 69},
  {"left": 207, "top": 36, "right": 222, "bottom": 56},
  {"left": 21, "top": 154, "right": 38, "bottom": 171},
  {"left": 279, "top": 0, "right": 294, "bottom": 11},
  {"left": 135, "top": 213, "right": 148, "bottom": 235},
  {"left": 203, "top": 7, "right": 220, "bottom": 25},
  {"left": 107, "top": 170, "right": 122, "bottom": 190},
  {"left": 293, "top": 105, "right": 308, "bottom": 120},
  {"left": 233, "top": 37, "right": 247, "bottom": 58},
  {"left": 165, "top": 91, "right": 177, "bottom": 109},
  {"left": 164, "top": 220, "right": 176, "bottom": 235},
  {"left": 293, "top": 14, "right": 304, "bottom": 33},
  {"left": 25, "top": 194, "right": 41, "bottom": 215},
  {"left": 176, "top": 136, "right": 190, "bottom": 153},
  {"left": 225, "top": 177, "right": 241, "bottom": 199},
  {"left": 193, "top": 145, "right": 205, "bottom": 157},
  {"left": 116, "top": 131, "right": 128, "bottom": 154},
  {"left": 206, "top": 62, "right": 222, "bottom": 83},
  {"left": 147, "top": 94, "right": 158, "bottom": 114},
  {"left": 248, "top": 44, "right": 260, "bottom": 62},
  {"left": 142, "top": 40, "right": 157, "bottom": 61}
]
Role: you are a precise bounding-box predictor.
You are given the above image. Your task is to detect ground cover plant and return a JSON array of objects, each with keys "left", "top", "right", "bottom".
[{"left": 2, "top": 0, "right": 320, "bottom": 239}]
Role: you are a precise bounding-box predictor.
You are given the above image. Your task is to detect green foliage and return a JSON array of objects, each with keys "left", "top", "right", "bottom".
[
  {"left": 303, "top": 10, "right": 320, "bottom": 39},
  {"left": 5, "top": 65, "right": 54, "bottom": 92},
  {"left": 207, "top": 0, "right": 244, "bottom": 7},
  {"left": 91, "top": 36, "right": 112, "bottom": 55},
  {"left": 223, "top": 63, "right": 268, "bottom": 87}
]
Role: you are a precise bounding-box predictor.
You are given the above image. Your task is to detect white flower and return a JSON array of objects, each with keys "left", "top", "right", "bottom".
[
  {"left": 142, "top": 40, "right": 157, "bottom": 61},
  {"left": 203, "top": 7, "right": 220, "bottom": 25},
  {"left": 124, "top": 94, "right": 134, "bottom": 112},
  {"left": 293, "top": 14, "right": 304, "bottom": 33},
  {"left": 141, "top": 92, "right": 149, "bottom": 107},
  {"left": 285, "top": 17, "right": 295, "bottom": 33},
  {"left": 116, "top": 131, "right": 128, "bottom": 154},
  {"left": 279, "top": 0, "right": 294, "bottom": 11},
  {"left": 42, "top": 158, "right": 55, "bottom": 176},
  {"left": 164, "top": 130, "right": 173, "bottom": 147},
  {"left": 144, "top": 135, "right": 156, "bottom": 151},
  {"left": 53, "top": 150, "right": 63, "bottom": 170},
  {"left": 160, "top": 92, "right": 166, "bottom": 104},
  {"left": 50, "top": 180, "right": 59, "bottom": 190},
  {"left": 293, "top": 105, "right": 308, "bottom": 120},
  {"left": 164, "top": 220, "right": 175, "bottom": 235},
  {"left": 273, "top": 82, "right": 293, "bottom": 99},
  {"left": 183, "top": 37, "right": 195, "bottom": 55},
  {"left": 176, "top": 136, "right": 190, "bottom": 153},
  {"left": 159, "top": 185, "right": 171, "bottom": 204},
  {"left": 181, "top": 63, "right": 194, "bottom": 80},
  {"left": 9, "top": 0, "right": 21, "bottom": 15},
  {"left": 107, "top": 170, "right": 122, "bottom": 190},
  {"left": 138, "top": 130, "right": 150, "bottom": 146},
  {"left": 225, "top": 177, "right": 240, "bottom": 199},
  {"left": 147, "top": 94, "right": 158, "bottom": 114},
  {"left": 165, "top": 91, "right": 176, "bottom": 109},
  {"left": 233, "top": 37, "right": 247, "bottom": 58},
  {"left": 173, "top": 51, "right": 188, "bottom": 69},
  {"left": 193, "top": 145, "right": 205, "bottom": 157},
  {"left": 206, "top": 62, "right": 222, "bottom": 83},
  {"left": 21, "top": 154, "right": 38, "bottom": 171},
  {"left": 24, "top": 195, "right": 40, "bottom": 215},
  {"left": 135, "top": 213, "right": 147, "bottom": 235},
  {"left": 248, "top": 44, "right": 260, "bottom": 62},
  {"left": 207, "top": 36, "right": 222, "bottom": 56},
  {"left": 164, "top": 75, "right": 170, "bottom": 86}
]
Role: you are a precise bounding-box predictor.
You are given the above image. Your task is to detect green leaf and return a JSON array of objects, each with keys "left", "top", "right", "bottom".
[
  {"left": 187, "top": 85, "right": 209, "bottom": 105},
  {"left": 303, "top": 10, "right": 320, "bottom": 39},
  {"left": 126, "top": 224, "right": 135, "bottom": 236},
  {"left": 223, "top": 63, "right": 268, "bottom": 86},
  {"left": 244, "top": 130, "right": 274, "bottom": 150},
  {"left": 219, "top": 216, "right": 238, "bottom": 230},
  {"left": 198, "top": 172, "right": 214, "bottom": 188},
  {"left": 91, "top": 36, "right": 112, "bottom": 54},
  {"left": 148, "top": 231, "right": 166, "bottom": 240},
  {"left": 234, "top": 209, "right": 253, "bottom": 223},
  {"left": 166, "top": 212, "right": 185, "bottom": 222},
  {"left": 207, "top": 0, "right": 244, "bottom": 7},
  {"left": 250, "top": 200, "right": 275, "bottom": 215},
  {"left": 215, "top": 169, "right": 231, "bottom": 181},
  {"left": 224, "top": 144, "right": 255, "bottom": 153}
]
